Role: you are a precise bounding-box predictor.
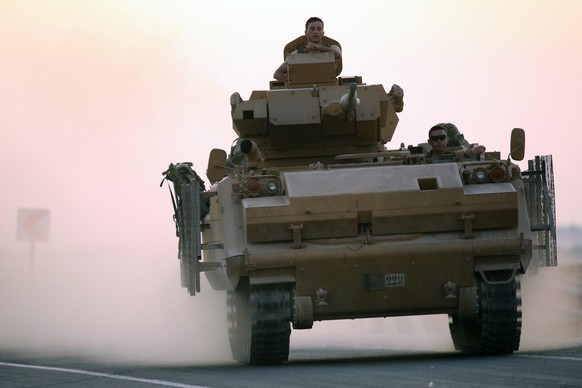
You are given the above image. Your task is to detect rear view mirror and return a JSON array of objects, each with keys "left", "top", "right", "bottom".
[
  {"left": 510, "top": 128, "right": 525, "bottom": 161},
  {"left": 206, "top": 148, "right": 227, "bottom": 183}
]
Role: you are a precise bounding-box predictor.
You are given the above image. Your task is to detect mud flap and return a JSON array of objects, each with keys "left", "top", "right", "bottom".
[{"left": 522, "top": 155, "right": 557, "bottom": 267}]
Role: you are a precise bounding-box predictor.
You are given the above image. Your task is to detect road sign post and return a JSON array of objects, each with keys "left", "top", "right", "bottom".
[{"left": 17, "top": 208, "right": 50, "bottom": 286}]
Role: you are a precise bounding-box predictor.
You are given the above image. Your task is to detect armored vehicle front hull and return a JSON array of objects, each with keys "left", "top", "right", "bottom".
[
  {"left": 164, "top": 152, "right": 554, "bottom": 363},
  {"left": 204, "top": 162, "right": 530, "bottom": 322}
]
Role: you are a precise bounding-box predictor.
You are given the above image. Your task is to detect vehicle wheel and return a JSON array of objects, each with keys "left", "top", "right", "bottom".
[
  {"left": 227, "top": 279, "right": 291, "bottom": 364},
  {"left": 449, "top": 270, "right": 522, "bottom": 355}
]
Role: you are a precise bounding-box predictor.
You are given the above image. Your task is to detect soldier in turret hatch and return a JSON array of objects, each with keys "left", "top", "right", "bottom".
[
  {"left": 426, "top": 123, "right": 487, "bottom": 163},
  {"left": 273, "top": 17, "right": 342, "bottom": 82},
  {"left": 426, "top": 125, "right": 455, "bottom": 161}
]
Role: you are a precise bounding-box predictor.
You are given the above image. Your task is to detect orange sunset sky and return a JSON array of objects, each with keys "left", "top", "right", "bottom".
[{"left": 0, "top": 0, "right": 581, "bottom": 363}]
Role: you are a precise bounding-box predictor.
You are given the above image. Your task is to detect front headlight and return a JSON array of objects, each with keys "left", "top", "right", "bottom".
[
  {"left": 472, "top": 168, "right": 489, "bottom": 183},
  {"left": 265, "top": 179, "right": 280, "bottom": 194}
]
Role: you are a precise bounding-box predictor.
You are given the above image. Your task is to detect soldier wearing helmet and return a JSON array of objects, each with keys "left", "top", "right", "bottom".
[{"left": 429, "top": 123, "right": 486, "bottom": 160}]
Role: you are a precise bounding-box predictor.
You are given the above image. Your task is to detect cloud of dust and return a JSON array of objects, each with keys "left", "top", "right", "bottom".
[
  {"left": 0, "top": 238, "right": 234, "bottom": 366},
  {"left": 292, "top": 314, "right": 455, "bottom": 358},
  {"left": 2, "top": 235, "right": 581, "bottom": 365},
  {"left": 0, "top": 0, "right": 237, "bottom": 366},
  {"left": 520, "top": 249, "right": 582, "bottom": 351}
]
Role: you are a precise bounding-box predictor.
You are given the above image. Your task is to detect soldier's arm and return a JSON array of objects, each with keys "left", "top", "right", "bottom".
[
  {"left": 328, "top": 44, "right": 342, "bottom": 60},
  {"left": 273, "top": 62, "right": 287, "bottom": 81},
  {"left": 464, "top": 144, "right": 486, "bottom": 157}
]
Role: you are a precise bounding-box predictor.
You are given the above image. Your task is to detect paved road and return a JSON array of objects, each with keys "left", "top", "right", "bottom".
[{"left": 2, "top": 343, "right": 582, "bottom": 388}]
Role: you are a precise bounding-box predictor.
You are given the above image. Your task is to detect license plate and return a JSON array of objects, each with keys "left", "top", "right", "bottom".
[{"left": 384, "top": 273, "right": 405, "bottom": 287}]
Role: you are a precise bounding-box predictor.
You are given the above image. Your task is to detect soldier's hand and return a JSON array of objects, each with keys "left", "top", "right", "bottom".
[{"left": 305, "top": 42, "right": 319, "bottom": 52}]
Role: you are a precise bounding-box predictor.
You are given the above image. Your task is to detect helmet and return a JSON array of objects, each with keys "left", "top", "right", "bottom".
[
  {"left": 435, "top": 122, "right": 469, "bottom": 147},
  {"left": 438, "top": 123, "right": 460, "bottom": 139}
]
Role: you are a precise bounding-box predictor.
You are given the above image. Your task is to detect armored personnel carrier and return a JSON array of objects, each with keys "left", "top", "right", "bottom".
[{"left": 161, "top": 41, "right": 557, "bottom": 364}]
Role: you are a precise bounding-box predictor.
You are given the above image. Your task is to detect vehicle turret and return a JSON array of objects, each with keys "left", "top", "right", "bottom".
[{"left": 229, "top": 53, "right": 403, "bottom": 168}]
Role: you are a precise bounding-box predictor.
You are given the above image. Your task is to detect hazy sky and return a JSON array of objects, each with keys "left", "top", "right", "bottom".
[
  {"left": 0, "top": 0, "right": 580, "bottom": 363},
  {"left": 1, "top": 1, "right": 580, "bottom": 249}
]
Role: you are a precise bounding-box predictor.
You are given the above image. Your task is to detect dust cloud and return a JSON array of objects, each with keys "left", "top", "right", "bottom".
[
  {"left": 0, "top": 241, "right": 234, "bottom": 365},
  {"left": 0, "top": 0, "right": 237, "bottom": 366},
  {"left": 520, "top": 249, "right": 582, "bottom": 350},
  {"left": 1, "top": 241, "right": 581, "bottom": 365}
]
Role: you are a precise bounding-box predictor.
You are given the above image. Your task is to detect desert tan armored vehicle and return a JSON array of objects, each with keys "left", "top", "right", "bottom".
[{"left": 161, "top": 41, "right": 557, "bottom": 364}]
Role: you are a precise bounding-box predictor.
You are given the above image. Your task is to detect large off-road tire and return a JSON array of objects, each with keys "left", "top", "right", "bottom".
[
  {"left": 227, "top": 278, "right": 291, "bottom": 365},
  {"left": 449, "top": 271, "right": 522, "bottom": 355}
]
